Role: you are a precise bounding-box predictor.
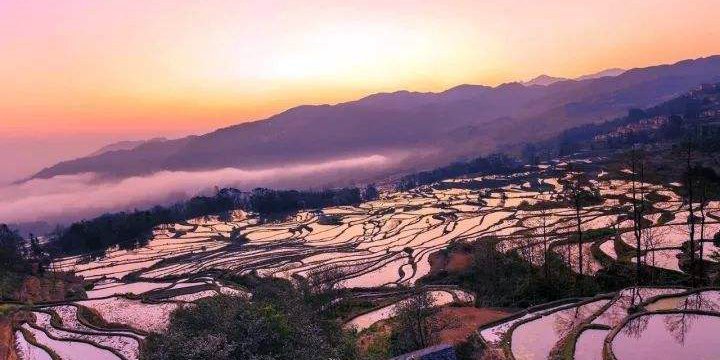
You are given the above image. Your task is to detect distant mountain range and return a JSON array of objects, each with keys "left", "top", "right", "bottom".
[
  {"left": 88, "top": 137, "right": 167, "bottom": 157},
  {"left": 522, "top": 74, "right": 572, "bottom": 86},
  {"left": 523, "top": 68, "right": 626, "bottom": 86},
  {"left": 27, "top": 56, "right": 720, "bottom": 183},
  {"left": 575, "top": 68, "right": 625, "bottom": 81}
]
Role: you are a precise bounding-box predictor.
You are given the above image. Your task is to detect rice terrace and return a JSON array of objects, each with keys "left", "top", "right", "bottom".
[
  {"left": 3, "top": 2, "right": 720, "bottom": 359},
  {"left": 8, "top": 140, "right": 720, "bottom": 359}
]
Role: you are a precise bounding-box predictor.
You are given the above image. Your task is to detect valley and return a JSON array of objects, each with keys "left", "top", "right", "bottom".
[{"left": 7, "top": 142, "right": 720, "bottom": 359}]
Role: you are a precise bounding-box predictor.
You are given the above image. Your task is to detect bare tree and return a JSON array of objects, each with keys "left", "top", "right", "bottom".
[
  {"left": 682, "top": 134, "right": 699, "bottom": 287},
  {"left": 562, "top": 172, "right": 590, "bottom": 278},
  {"left": 306, "top": 264, "right": 350, "bottom": 294},
  {"left": 564, "top": 227, "right": 594, "bottom": 276},
  {"left": 640, "top": 225, "right": 670, "bottom": 283},
  {"left": 526, "top": 203, "right": 553, "bottom": 277},
  {"left": 512, "top": 234, "right": 537, "bottom": 265},
  {"left": 696, "top": 168, "right": 713, "bottom": 282},
  {"left": 627, "top": 146, "right": 647, "bottom": 284},
  {"left": 392, "top": 289, "right": 437, "bottom": 352}
]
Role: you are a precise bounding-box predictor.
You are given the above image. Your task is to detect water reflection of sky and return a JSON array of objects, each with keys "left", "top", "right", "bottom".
[
  {"left": 594, "top": 288, "right": 684, "bottom": 327},
  {"left": 645, "top": 290, "right": 720, "bottom": 312},
  {"left": 613, "top": 313, "right": 720, "bottom": 360},
  {"left": 511, "top": 300, "right": 608, "bottom": 360}
]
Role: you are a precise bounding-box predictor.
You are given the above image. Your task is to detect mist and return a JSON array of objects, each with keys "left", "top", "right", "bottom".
[{"left": 0, "top": 154, "right": 397, "bottom": 226}]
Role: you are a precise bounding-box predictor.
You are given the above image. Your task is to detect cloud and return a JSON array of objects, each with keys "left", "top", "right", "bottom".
[{"left": 0, "top": 155, "right": 393, "bottom": 224}]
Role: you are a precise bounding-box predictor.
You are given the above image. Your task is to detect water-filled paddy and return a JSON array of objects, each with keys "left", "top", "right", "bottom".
[{"left": 612, "top": 313, "right": 720, "bottom": 360}]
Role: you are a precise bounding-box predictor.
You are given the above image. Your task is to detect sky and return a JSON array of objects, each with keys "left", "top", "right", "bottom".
[{"left": 1, "top": 0, "right": 720, "bottom": 182}]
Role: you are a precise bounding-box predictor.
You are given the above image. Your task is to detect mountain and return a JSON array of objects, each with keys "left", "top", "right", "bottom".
[
  {"left": 575, "top": 68, "right": 626, "bottom": 81},
  {"left": 522, "top": 74, "right": 569, "bottom": 86},
  {"left": 522, "top": 68, "right": 626, "bottom": 87},
  {"left": 27, "top": 55, "right": 720, "bottom": 182},
  {"left": 88, "top": 137, "right": 167, "bottom": 157}
]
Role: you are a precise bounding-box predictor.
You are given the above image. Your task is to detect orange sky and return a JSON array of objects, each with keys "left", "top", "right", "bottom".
[{"left": 1, "top": 0, "right": 719, "bottom": 139}]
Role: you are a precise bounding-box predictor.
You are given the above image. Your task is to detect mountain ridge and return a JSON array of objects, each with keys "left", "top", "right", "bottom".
[
  {"left": 575, "top": 67, "right": 625, "bottom": 81},
  {"left": 523, "top": 74, "right": 570, "bottom": 86},
  {"left": 27, "top": 55, "right": 720, "bottom": 183},
  {"left": 88, "top": 137, "right": 168, "bottom": 157}
]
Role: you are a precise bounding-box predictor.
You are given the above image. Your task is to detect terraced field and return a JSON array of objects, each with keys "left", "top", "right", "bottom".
[
  {"left": 478, "top": 286, "right": 720, "bottom": 360},
  {"left": 11, "top": 155, "right": 720, "bottom": 359}
]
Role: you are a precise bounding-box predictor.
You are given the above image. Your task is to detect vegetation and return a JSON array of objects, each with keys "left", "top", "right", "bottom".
[
  {"left": 424, "top": 241, "right": 598, "bottom": 307},
  {"left": 8, "top": 82, "right": 720, "bottom": 360},
  {"left": 0, "top": 224, "right": 30, "bottom": 273},
  {"left": 422, "top": 239, "right": 688, "bottom": 309},
  {"left": 48, "top": 193, "right": 236, "bottom": 255},
  {"left": 396, "top": 153, "right": 521, "bottom": 190},
  {"left": 526, "top": 82, "right": 720, "bottom": 162},
  {"left": 48, "top": 186, "right": 374, "bottom": 256},
  {"left": 0, "top": 224, "right": 84, "bottom": 302},
  {"left": 387, "top": 291, "right": 441, "bottom": 356},
  {"left": 0, "top": 224, "right": 36, "bottom": 299},
  {"left": 142, "top": 279, "right": 357, "bottom": 360},
  {"left": 248, "top": 187, "right": 363, "bottom": 220}
]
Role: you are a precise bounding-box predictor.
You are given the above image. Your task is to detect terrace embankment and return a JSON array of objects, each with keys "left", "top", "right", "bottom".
[
  {"left": 0, "top": 316, "right": 19, "bottom": 360},
  {"left": 432, "top": 307, "right": 509, "bottom": 345},
  {"left": 356, "top": 305, "right": 510, "bottom": 358},
  {"left": 12, "top": 274, "right": 85, "bottom": 303}
]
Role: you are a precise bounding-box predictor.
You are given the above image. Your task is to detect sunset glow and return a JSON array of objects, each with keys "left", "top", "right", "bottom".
[
  {"left": 4, "top": 2, "right": 720, "bottom": 357},
  {"left": 2, "top": 0, "right": 720, "bottom": 184},
  {"left": 2, "top": 0, "right": 719, "bottom": 136}
]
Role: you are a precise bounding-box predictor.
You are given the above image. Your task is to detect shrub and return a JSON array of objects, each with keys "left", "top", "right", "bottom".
[{"left": 142, "top": 294, "right": 357, "bottom": 360}]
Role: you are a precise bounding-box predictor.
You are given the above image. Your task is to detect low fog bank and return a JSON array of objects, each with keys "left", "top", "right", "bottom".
[{"left": 1, "top": 154, "right": 401, "bottom": 227}]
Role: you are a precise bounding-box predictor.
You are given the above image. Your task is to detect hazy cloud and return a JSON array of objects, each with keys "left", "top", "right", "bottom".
[{"left": 0, "top": 155, "right": 393, "bottom": 224}]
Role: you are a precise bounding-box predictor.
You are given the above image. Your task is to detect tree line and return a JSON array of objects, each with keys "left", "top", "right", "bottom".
[
  {"left": 0, "top": 224, "right": 52, "bottom": 299},
  {"left": 396, "top": 153, "right": 522, "bottom": 191},
  {"left": 29, "top": 185, "right": 379, "bottom": 257}
]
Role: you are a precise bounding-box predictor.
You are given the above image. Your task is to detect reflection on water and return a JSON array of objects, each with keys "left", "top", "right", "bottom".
[
  {"left": 574, "top": 329, "right": 607, "bottom": 360},
  {"left": 480, "top": 303, "right": 571, "bottom": 345},
  {"left": 552, "top": 300, "right": 608, "bottom": 338},
  {"left": 594, "top": 288, "right": 684, "bottom": 327},
  {"left": 680, "top": 291, "right": 720, "bottom": 312},
  {"left": 613, "top": 313, "right": 720, "bottom": 360},
  {"left": 511, "top": 300, "right": 608, "bottom": 360},
  {"left": 644, "top": 295, "right": 688, "bottom": 311},
  {"left": 645, "top": 290, "right": 720, "bottom": 312}
]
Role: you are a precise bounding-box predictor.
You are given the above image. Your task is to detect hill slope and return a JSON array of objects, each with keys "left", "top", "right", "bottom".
[
  {"left": 88, "top": 137, "right": 168, "bottom": 157},
  {"left": 28, "top": 55, "right": 720, "bottom": 182},
  {"left": 575, "top": 67, "right": 625, "bottom": 81}
]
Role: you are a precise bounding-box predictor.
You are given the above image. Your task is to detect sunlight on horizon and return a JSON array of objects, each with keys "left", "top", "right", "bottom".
[{"left": 1, "top": 0, "right": 719, "bottom": 137}]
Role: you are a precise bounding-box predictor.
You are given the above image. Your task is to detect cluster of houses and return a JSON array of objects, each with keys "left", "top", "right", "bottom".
[
  {"left": 592, "top": 116, "right": 669, "bottom": 143},
  {"left": 593, "top": 83, "right": 720, "bottom": 145}
]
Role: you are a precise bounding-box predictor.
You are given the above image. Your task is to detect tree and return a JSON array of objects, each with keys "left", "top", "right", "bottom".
[
  {"left": 363, "top": 184, "right": 380, "bottom": 201},
  {"left": 535, "top": 204, "right": 553, "bottom": 277},
  {"left": 627, "top": 146, "right": 647, "bottom": 284},
  {"left": 684, "top": 163, "right": 720, "bottom": 282},
  {"left": 563, "top": 174, "right": 586, "bottom": 277},
  {"left": 681, "top": 134, "right": 699, "bottom": 286},
  {"left": 305, "top": 265, "right": 349, "bottom": 295},
  {"left": 521, "top": 143, "right": 539, "bottom": 165},
  {"left": 0, "top": 224, "right": 27, "bottom": 272},
  {"left": 142, "top": 294, "right": 357, "bottom": 360},
  {"left": 229, "top": 227, "right": 248, "bottom": 244},
  {"left": 512, "top": 234, "right": 538, "bottom": 266},
  {"left": 640, "top": 225, "right": 670, "bottom": 283},
  {"left": 517, "top": 203, "right": 554, "bottom": 272},
  {"left": 389, "top": 290, "right": 438, "bottom": 355}
]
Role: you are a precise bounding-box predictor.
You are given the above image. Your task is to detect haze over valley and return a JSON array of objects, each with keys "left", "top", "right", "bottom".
[
  {"left": 5, "top": 56, "right": 720, "bottom": 227},
  {"left": 3, "top": 1, "right": 720, "bottom": 360}
]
